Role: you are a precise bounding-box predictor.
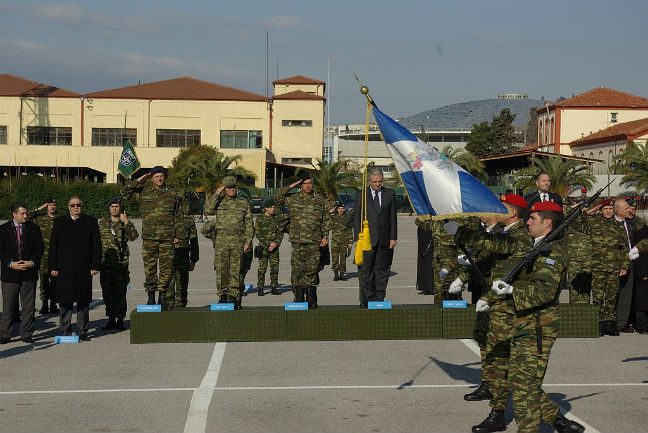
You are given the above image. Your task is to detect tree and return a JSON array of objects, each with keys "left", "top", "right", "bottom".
[
  {"left": 491, "top": 108, "right": 518, "bottom": 153},
  {"left": 525, "top": 106, "right": 539, "bottom": 144},
  {"left": 513, "top": 156, "right": 595, "bottom": 199},
  {"left": 440, "top": 145, "right": 485, "bottom": 178},
  {"left": 465, "top": 121, "right": 492, "bottom": 157},
  {"left": 610, "top": 141, "right": 648, "bottom": 191},
  {"left": 297, "top": 158, "right": 360, "bottom": 206}
]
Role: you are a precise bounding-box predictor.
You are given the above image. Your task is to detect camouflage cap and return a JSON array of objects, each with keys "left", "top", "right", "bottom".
[
  {"left": 264, "top": 198, "right": 275, "bottom": 208},
  {"left": 223, "top": 176, "right": 237, "bottom": 187}
]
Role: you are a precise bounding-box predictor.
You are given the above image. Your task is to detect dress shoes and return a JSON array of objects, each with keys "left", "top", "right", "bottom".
[
  {"left": 0, "top": 337, "right": 10, "bottom": 344},
  {"left": 39, "top": 304, "right": 49, "bottom": 315},
  {"left": 78, "top": 333, "right": 91, "bottom": 342},
  {"left": 21, "top": 336, "right": 34, "bottom": 344},
  {"left": 102, "top": 318, "right": 117, "bottom": 330},
  {"left": 464, "top": 382, "right": 493, "bottom": 401},
  {"left": 554, "top": 413, "right": 585, "bottom": 433},
  {"left": 49, "top": 300, "right": 59, "bottom": 314},
  {"left": 618, "top": 325, "right": 635, "bottom": 333},
  {"left": 471, "top": 409, "right": 506, "bottom": 433}
]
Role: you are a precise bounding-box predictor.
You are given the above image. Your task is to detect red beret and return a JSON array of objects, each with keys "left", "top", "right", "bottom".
[
  {"left": 529, "top": 201, "right": 563, "bottom": 214},
  {"left": 600, "top": 198, "right": 614, "bottom": 207},
  {"left": 581, "top": 188, "right": 587, "bottom": 193},
  {"left": 499, "top": 194, "right": 527, "bottom": 208}
]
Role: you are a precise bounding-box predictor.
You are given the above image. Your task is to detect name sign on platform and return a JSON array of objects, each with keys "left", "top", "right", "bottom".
[
  {"left": 137, "top": 305, "right": 162, "bottom": 312},
  {"left": 244, "top": 284, "right": 254, "bottom": 292},
  {"left": 443, "top": 300, "right": 467, "bottom": 308},
  {"left": 55, "top": 335, "right": 79, "bottom": 344},
  {"left": 210, "top": 303, "right": 234, "bottom": 311},
  {"left": 285, "top": 302, "right": 309, "bottom": 311},
  {"left": 368, "top": 301, "right": 392, "bottom": 309}
]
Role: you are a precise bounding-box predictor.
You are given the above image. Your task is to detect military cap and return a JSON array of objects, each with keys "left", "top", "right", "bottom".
[
  {"left": 149, "top": 166, "right": 166, "bottom": 175},
  {"left": 108, "top": 197, "right": 122, "bottom": 207},
  {"left": 581, "top": 187, "right": 588, "bottom": 193},
  {"left": 600, "top": 198, "right": 614, "bottom": 207},
  {"left": 529, "top": 201, "right": 563, "bottom": 214},
  {"left": 299, "top": 171, "right": 312, "bottom": 182},
  {"left": 264, "top": 198, "right": 275, "bottom": 208},
  {"left": 335, "top": 201, "right": 345, "bottom": 208},
  {"left": 627, "top": 198, "right": 636, "bottom": 207},
  {"left": 45, "top": 196, "right": 56, "bottom": 204},
  {"left": 222, "top": 176, "right": 237, "bottom": 187},
  {"left": 499, "top": 193, "right": 527, "bottom": 208}
]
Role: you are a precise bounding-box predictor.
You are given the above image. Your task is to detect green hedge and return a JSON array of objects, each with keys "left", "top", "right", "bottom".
[{"left": 0, "top": 176, "right": 141, "bottom": 219}]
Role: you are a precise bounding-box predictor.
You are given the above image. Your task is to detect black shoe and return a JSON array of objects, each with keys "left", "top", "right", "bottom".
[
  {"left": 464, "top": 382, "right": 493, "bottom": 401},
  {"left": 598, "top": 322, "right": 606, "bottom": 337},
  {"left": 12, "top": 315, "right": 21, "bottom": 325},
  {"left": 102, "top": 318, "right": 116, "bottom": 330},
  {"left": 258, "top": 288, "right": 265, "bottom": 296},
  {"left": 270, "top": 287, "right": 280, "bottom": 295},
  {"left": 39, "top": 304, "right": 49, "bottom": 315},
  {"left": 233, "top": 297, "right": 242, "bottom": 310},
  {"left": 471, "top": 409, "right": 506, "bottom": 433},
  {"left": 306, "top": 286, "right": 318, "bottom": 309},
  {"left": 115, "top": 318, "right": 125, "bottom": 330},
  {"left": 338, "top": 273, "right": 347, "bottom": 281},
  {"left": 619, "top": 325, "right": 635, "bottom": 333},
  {"left": 295, "top": 287, "right": 306, "bottom": 303},
  {"left": 158, "top": 292, "right": 173, "bottom": 311},
  {"left": 554, "top": 413, "right": 585, "bottom": 433},
  {"left": 333, "top": 271, "right": 339, "bottom": 281},
  {"left": 0, "top": 337, "right": 10, "bottom": 344},
  {"left": 21, "top": 336, "right": 34, "bottom": 344},
  {"left": 78, "top": 333, "right": 91, "bottom": 342},
  {"left": 147, "top": 292, "right": 156, "bottom": 305}
]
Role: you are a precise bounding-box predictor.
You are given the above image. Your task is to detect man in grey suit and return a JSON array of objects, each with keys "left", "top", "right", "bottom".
[{"left": 354, "top": 169, "right": 398, "bottom": 307}]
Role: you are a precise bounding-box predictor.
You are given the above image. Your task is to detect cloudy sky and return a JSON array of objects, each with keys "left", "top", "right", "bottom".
[{"left": 1, "top": 0, "right": 647, "bottom": 124}]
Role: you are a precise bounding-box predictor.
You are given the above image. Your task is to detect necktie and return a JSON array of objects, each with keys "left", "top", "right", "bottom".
[
  {"left": 542, "top": 193, "right": 547, "bottom": 202},
  {"left": 16, "top": 224, "right": 22, "bottom": 258},
  {"left": 373, "top": 191, "right": 380, "bottom": 211}
]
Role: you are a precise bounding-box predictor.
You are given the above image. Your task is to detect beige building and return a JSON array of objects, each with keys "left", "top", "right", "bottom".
[{"left": 0, "top": 73, "right": 326, "bottom": 187}]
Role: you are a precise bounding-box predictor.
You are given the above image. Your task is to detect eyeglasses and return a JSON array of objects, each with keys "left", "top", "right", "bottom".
[{"left": 69, "top": 203, "right": 82, "bottom": 208}]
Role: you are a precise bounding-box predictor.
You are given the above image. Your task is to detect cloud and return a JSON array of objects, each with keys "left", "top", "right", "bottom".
[{"left": 259, "top": 15, "right": 312, "bottom": 29}]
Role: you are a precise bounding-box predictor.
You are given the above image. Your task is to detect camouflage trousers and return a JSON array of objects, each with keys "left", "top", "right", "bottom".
[
  {"left": 214, "top": 236, "right": 244, "bottom": 299},
  {"left": 142, "top": 239, "right": 175, "bottom": 296},
  {"left": 483, "top": 305, "right": 515, "bottom": 410},
  {"left": 171, "top": 248, "right": 191, "bottom": 308},
  {"left": 568, "top": 269, "right": 592, "bottom": 304},
  {"left": 472, "top": 311, "right": 490, "bottom": 383},
  {"left": 433, "top": 264, "right": 458, "bottom": 305},
  {"left": 591, "top": 270, "right": 619, "bottom": 321},
  {"left": 38, "top": 259, "right": 56, "bottom": 304},
  {"left": 330, "top": 242, "right": 348, "bottom": 272},
  {"left": 291, "top": 242, "right": 321, "bottom": 300},
  {"left": 510, "top": 328, "right": 561, "bottom": 432},
  {"left": 100, "top": 263, "right": 130, "bottom": 319},
  {"left": 257, "top": 248, "right": 280, "bottom": 289}
]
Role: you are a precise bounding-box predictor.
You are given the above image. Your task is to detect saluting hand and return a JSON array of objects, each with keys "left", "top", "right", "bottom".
[
  {"left": 136, "top": 173, "right": 151, "bottom": 183},
  {"left": 289, "top": 180, "right": 302, "bottom": 189}
]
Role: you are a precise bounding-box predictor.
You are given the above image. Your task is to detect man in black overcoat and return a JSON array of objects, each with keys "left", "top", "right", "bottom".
[
  {"left": 49, "top": 196, "right": 101, "bottom": 341},
  {"left": 632, "top": 224, "right": 648, "bottom": 334},
  {"left": 0, "top": 203, "right": 44, "bottom": 344}
]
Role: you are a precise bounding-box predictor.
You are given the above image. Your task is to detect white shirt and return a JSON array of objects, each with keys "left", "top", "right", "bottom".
[
  {"left": 371, "top": 189, "right": 382, "bottom": 208},
  {"left": 614, "top": 215, "right": 632, "bottom": 249},
  {"left": 538, "top": 191, "right": 549, "bottom": 202}
]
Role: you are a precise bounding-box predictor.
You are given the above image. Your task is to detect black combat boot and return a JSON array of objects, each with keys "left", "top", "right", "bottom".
[
  {"left": 295, "top": 287, "right": 306, "bottom": 303},
  {"left": 39, "top": 298, "right": 49, "bottom": 315},
  {"left": 270, "top": 287, "right": 280, "bottom": 295},
  {"left": 147, "top": 292, "right": 156, "bottom": 305},
  {"left": 49, "top": 298, "right": 59, "bottom": 314},
  {"left": 158, "top": 292, "right": 172, "bottom": 311},
  {"left": 232, "top": 296, "right": 242, "bottom": 310},
  {"left": 258, "top": 287, "right": 265, "bottom": 296},
  {"left": 609, "top": 321, "right": 619, "bottom": 336},
  {"left": 115, "top": 318, "right": 125, "bottom": 331},
  {"left": 553, "top": 413, "right": 585, "bottom": 433},
  {"left": 218, "top": 294, "right": 228, "bottom": 303},
  {"left": 102, "top": 317, "right": 116, "bottom": 330},
  {"left": 306, "top": 287, "right": 318, "bottom": 309},
  {"left": 471, "top": 409, "right": 506, "bottom": 433},
  {"left": 338, "top": 272, "right": 347, "bottom": 281},
  {"left": 464, "top": 382, "right": 493, "bottom": 401},
  {"left": 333, "top": 271, "right": 339, "bottom": 281}
]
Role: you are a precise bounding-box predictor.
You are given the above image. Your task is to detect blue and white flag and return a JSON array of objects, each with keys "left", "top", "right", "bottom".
[{"left": 373, "top": 107, "right": 508, "bottom": 219}]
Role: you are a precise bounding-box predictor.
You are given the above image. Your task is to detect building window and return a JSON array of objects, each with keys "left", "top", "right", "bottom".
[
  {"left": 156, "top": 129, "right": 200, "bottom": 147},
  {"left": 282, "top": 120, "right": 313, "bottom": 127},
  {"left": 220, "top": 130, "right": 262, "bottom": 149},
  {"left": 92, "top": 128, "right": 137, "bottom": 146},
  {"left": 27, "top": 126, "right": 72, "bottom": 145},
  {"left": 611, "top": 113, "right": 618, "bottom": 123},
  {"left": 0, "top": 126, "right": 6, "bottom": 144},
  {"left": 281, "top": 157, "right": 312, "bottom": 164}
]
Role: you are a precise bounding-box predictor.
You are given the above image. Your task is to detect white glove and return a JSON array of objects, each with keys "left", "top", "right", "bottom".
[
  {"left": 629, "top": 246, "right": 640, "bottom": 260},
  {"left": 492, "top": 280, "right": 513, "bottom": 295},
  {"left": 476, "top": 299, "right": 490, "bottom": 312},
  {"left": 439, "top": 268, "right": 449, "bottom": 280},
  {"left": 449, "top": 277, "right": 465, "bottom": 294},
  {"left": 457, "top": 254, "right": 471, "bottom": 266}
]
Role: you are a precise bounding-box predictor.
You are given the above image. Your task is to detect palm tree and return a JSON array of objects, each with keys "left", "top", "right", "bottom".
[
  {"left": 297, "top": 158, "right": 360, "bottom": 206},
  {"left": 610, "top": 141, "right": 648, "bottom": 191},
  {"left": 440, "top": 145, "right": 486, "bottom": 178},
  {"left": 513, "top": 156, "right": 595, "bottom": 199}
]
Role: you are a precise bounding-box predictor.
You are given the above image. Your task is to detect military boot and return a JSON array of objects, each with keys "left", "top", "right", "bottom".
[
  {"left": 158, "top": 292, "right": 172, "bottom": 311},
  {"left": 306, "top": 286, "right": 318, "bottom": 309},
  {"left": 609, "top": 321, "right": 619, "bottom": 336},
  {"left": 102, "top": 317, "right": 116, "bottom": 330},
  {"left": 553, "top": 413, "right": 585, "bottom": 433},
  {"left": 471, "top": 409, "right": 506, "bottom": 433},
  {"left": 232, "top": 295, "right": 242, "bottom": 310},
  {"left": 147, "top": 292, "right": 156, "bottom": 305},
  {"left": 295, "top": 287, "right": 306, "bottom": 303},
  {"left": 333, "top": 271, "right": 339, "bottom": 281},
  {"left": 464, "top": 382, "right": 493, "bottom": 401},
  {"left": 338, "top": 272, "right": 347, "bottom": 281},
  {"left": 218, "top": 294, "right": 228, "bottom": 303},
  {"left": 49, "top": 298, "right": 59, "bottom": 314},
  {"left": 270, "top": 287, "right": 280, "bottom": 295},
  {"left": 258, "top": 287, "right": 265, "bottom": 296}
]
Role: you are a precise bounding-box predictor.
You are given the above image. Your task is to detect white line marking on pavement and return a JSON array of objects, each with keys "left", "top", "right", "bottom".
[
  {"left": 0, "top": 382, "right": 644, "bottom": 395},
  {"left": 460, "top": 338, "right": 481, "bottom": 356},
  {"left": 183, "top": 342, "right": 227, "bottom": 433}
]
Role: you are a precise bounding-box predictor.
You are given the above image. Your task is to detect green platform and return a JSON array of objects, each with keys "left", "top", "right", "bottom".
[{"left": 129, "top": 303, "right": 599, "bottom": 343}]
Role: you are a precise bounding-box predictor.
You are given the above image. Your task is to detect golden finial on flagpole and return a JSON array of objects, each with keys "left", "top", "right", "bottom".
[{"left": 354, "top": 73, "right": 375, "bottom": 106}]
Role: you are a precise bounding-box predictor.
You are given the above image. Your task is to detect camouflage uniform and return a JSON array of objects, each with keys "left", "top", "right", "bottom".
[
  {"left": 255, "top": 212, "right": 285, "bottom": 292},
  {"left": 457, "top": 220, "right": 532, "bottom": 411},
  {"left": 330, "top": 211, "right": 353, "bottom": 273},
  {"left": 201, "top": 192, "right": 254, "bottom": 305},
  {"left": 494, "top": 241, "right": 569, "bottom": 432},
  {"left": 426, "top": 220, "right": 460, "bottom": 304},
  {"left": 31, "top": 212, "right": 57, "bottom": 309},
  {"left": 121, "top": 180, "right": 182, "bottom": 306},
  {"left": 97, "top": 218, "right": 139, "bottom": 319},
  {"left": 574, "top": 214, "right": 630, "bottom": 322},
  {"left": 171, "top": 214, "right": 199, "bottom": 308},
  {"left": 562, "top": 226, "right": 592, "bottom": 303},
  {"left": 274, "top": 185, "right": 329, "bottom": 304}
]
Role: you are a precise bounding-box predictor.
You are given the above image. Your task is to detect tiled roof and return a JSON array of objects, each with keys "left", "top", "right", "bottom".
[
  {"left": 273, "top": 75, "right": 326, "bottom": 85},
  {"left": 570, "top": 117, "right": 648, "bottom": 145},
  {"left": 272, "top": 90, "right": 325, "bottom": 101},
  {"left": 546, "top": 87, "right": 648, "bottom": 110},
  {"left": 85, "top": 77, "right": 267, "bottom": 101},
  {"left": 0, "top": 74, "right": 80, "bottom": 97}
]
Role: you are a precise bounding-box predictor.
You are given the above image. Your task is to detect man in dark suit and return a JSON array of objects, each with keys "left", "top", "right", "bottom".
[
  {"left": 353, "top": 169, "right": 398, "bottom": 307},
  {"left": 0, "top": 203, "right": 44, "bottom": 344},
  {"left": 49, "top": 196, "right": 102, "bottom": 341},
  {"left": 523, "top": 172, "right": 563, "bottom": 208}
]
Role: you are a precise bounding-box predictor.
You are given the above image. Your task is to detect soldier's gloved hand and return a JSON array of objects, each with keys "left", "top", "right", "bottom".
[
  {"left": 476, "top": 299, "right": 490, "bottom": 313},
  {"left": 629, "top": 246, "right": 640, "bottom": 260},
  {"left": 449, "top": 277, "right": 465, "bottom": 294},
  {"left": 439, "top": 268, "right": 449, "bottom": 280},
  {"left": 492, "top": 280, "right": 513, "bottom": 295},
  {"left": 457, "top": 254, "right": 471, "bottom": 266}
]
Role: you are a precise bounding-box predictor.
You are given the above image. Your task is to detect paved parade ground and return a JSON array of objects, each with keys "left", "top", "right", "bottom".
[{"left": 1, "top": 216, "right": 647, "bottom": 432}]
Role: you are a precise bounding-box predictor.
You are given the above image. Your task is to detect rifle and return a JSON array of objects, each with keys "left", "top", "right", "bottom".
[{"left": 500, "top": 179, "right": 614, "bottom": 284}]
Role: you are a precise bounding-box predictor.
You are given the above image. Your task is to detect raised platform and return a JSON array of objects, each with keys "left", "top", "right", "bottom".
[{"left": 129, "top": 303, "right": 599, "bottom": 343}]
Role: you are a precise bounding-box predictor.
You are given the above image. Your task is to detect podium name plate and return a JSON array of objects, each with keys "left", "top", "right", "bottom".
[
  {"left": 137, "top": 305, "right": 162, "bottom": 312},
  {"left": 285, "top": 302, "right": 308, "bottom": 311},
  {"left": 210, "top": 303, "right": 234, "bottom": 311},
  {"left": 368, "top": 301, "right": 392, "bottom": 309},
  {"left": 55, "top": 335, "right": 79, "bottom": 344},
  {"left": 443, "top": 300, "right": 467, "bottom": 308}
]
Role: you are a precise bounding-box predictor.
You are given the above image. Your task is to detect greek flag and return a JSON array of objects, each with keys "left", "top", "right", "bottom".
[{"left": 373, "top": 107, "right": 508, "bottom": 219}]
